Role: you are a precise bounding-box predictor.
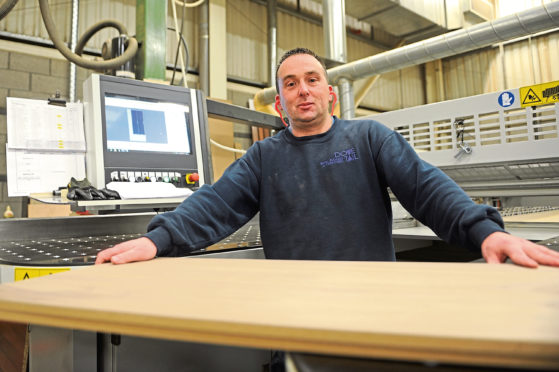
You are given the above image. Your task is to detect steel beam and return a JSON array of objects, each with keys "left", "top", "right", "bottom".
[
  {"left": 136, "top": 0, "right": 167, "bottom": 80},
  {"left": 206, "top": 99, "right": 283, "bottom": 130}
]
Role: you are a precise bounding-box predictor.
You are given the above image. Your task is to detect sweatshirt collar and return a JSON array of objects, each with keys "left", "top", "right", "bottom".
[{"left": 283, "top": 116, "right": 339, "bottom": 144}]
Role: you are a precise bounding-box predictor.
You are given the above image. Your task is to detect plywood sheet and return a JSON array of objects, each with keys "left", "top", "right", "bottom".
[
  {"left": 0, "top": 321, "right": 27, "bottom": 372},
  {"left": 27, "top": 204, "right": 72, "bottom": 218},
  {"left": 503, "top": 210, "right": 559, "bottom": 223},
  {"left": 208, "top": 98, "right": 236, "bottom": 181},
  {"left": 0, "top": 259, "right": 557, "bottom": 369}
]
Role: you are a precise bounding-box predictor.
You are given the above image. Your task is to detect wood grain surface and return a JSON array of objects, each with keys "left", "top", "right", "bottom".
[
  {"left": 0, "top": 321, "right": 27, "bottom": 372},
  {"left": 503, "top": 210, "right": 559, "bottom": 223},
  {"left": 0, "top": 258, "right": 558, "bottom": 369}
]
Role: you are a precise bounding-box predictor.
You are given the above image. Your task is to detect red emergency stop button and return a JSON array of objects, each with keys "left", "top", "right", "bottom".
[{"left": 186, "top": 173, "right": 199, "bottom": 184}]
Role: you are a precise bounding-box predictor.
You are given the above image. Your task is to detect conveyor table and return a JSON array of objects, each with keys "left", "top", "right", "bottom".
[{"left": 0, "top": 258, "right": 558, "bottom": 370}]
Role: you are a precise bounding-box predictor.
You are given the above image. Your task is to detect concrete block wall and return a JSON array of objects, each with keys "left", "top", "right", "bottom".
[
  {"left": 0, "top": 43, "right": 91, "bottom": 218},
  {"left": 0, "top": 41, "right": 260, "bottom": 219}
]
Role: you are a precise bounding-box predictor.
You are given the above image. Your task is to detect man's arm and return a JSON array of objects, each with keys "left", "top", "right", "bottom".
[
  {"left": 481, "top": 232, "right": 559, "bottom": 268},
  {"left": 375, "top": 127, "right": 559, "bottom": 268},
  {"left": 376, "top": 129, "right": 504, "bottom": 251},
  {"left": 95, "top": 237, "right": 157, "bottom": 264},
  {"left": 96, "top": 146, "right": 262, "bottom": 265}
]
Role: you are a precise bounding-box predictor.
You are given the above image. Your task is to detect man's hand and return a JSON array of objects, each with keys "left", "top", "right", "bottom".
[
  {"left": 95, "top": 237, "right": 157, "bottom": 265},
  {"left": 481, "top": 232, "right": 559, "bottom": 268}
]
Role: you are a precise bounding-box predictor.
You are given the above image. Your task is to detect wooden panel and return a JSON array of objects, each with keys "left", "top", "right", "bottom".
[
  {"left": 27, "top": 204, "right": 72, "bottom": 218},
  {"left": 503, "top": 210, "right": 559, "bottom": 223},
  {"left": 207, "top": 99, "right": 236, "bottom": 181},
  {"left": 0, "top": 320, "right": 27, "bottom": 372},
  {"left": 0, "top": 259, "right": 558, "bottom": 369}
]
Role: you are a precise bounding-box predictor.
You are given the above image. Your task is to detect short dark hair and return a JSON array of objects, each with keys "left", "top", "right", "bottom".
[{"left": 275, "top": 47, "right": 328, "bottom": 93}]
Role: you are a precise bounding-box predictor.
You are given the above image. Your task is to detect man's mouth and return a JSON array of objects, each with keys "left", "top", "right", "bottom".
[{"left": 298, "top": 102, "right": 313, "bottom": 109}]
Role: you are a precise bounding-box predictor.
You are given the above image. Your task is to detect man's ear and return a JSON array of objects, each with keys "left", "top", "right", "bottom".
[
  {"left": 275, "top": 95, "right": 282, "bottom": 110},
  {"left": 275, "top": 95, "right": 289, "bottom": 128},
  {"left": 328, "top": 86, "right": 337, "bottom": 115}
]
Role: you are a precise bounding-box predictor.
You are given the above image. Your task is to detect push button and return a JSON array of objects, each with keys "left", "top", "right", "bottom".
[{"left": 186, "top": 173, "right": 199, "bottom": 184}]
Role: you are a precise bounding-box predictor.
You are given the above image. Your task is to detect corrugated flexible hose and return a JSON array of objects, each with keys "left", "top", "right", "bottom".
[{"left": 38, "top": 0, "right": 138, "bottom": 70}]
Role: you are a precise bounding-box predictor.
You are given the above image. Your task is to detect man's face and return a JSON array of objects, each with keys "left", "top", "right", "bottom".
[{"left": 275, "top": 54, "right": 332, "bottom": 134}]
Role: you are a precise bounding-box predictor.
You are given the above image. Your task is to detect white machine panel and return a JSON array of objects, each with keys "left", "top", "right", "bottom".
[{"left": 366, "top": 89, "right": 559, "bottom": 168}]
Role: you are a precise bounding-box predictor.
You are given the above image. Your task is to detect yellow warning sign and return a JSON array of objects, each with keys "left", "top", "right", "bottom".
[
  {"left": 520, "top": 80, "right": 559, "bottom": 108},
  {"left": 14, "top": 267, "right": 70, "bottom": 281}
]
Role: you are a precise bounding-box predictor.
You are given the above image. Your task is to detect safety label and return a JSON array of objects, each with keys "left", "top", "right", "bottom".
[
  {"left": 519, "top": 80, "right": 559, "bottom": 108},
  {"left": 497, "top": 91, "right": 515, "bottom": 107},
  {"left": 14, "top": 267, "right": 70, "bottom": 281}
]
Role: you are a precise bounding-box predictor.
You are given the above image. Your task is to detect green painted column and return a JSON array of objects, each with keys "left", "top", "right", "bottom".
[{"left": 136, "top": 0, "right": 167, "bottom": 80}]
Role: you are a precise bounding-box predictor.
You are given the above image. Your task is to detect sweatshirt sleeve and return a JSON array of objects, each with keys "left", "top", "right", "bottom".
[
  {"left": 375, "top": 128, "right": 505, "bottom": 251},
  {"left": 144, "top": 146, "right": 261, "bottom": 256}
]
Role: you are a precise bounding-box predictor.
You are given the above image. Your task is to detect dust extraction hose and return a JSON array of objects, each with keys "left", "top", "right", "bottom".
[
  {"left": 39, "top": 0, "right": 138, "bottom": 70},
  {"left": 0, "top": 0, "right": 19, "bottom": 21}
]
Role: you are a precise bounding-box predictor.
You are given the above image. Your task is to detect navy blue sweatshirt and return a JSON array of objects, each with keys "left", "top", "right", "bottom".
[{"left": 145, "top": 117, "right": 505, "bottom": 260}]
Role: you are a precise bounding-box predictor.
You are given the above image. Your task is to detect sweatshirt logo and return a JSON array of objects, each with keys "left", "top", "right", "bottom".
[{"left": 320, "top": 148, "right": 359, "bottom": 168}]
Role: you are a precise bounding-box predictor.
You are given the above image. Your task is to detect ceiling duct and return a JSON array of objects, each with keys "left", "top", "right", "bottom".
[
  {"left": 344, "top": 0, "right": 449, "bottom": 41},
  {"left": 462, "top": 0, "right": 494, "bottom": 22},
  {"left": 323, "top": 0, "right": 347, "bottom": 65},
  {"left": 254, "top": 2, "right": 559, "bottom": 106}
]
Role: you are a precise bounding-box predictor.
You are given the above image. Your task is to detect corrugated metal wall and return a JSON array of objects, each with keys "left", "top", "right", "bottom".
[
  {"left": 223, "top": 0, "right": 424, "bottom": 112},
  {"left": 399, "top": 0, "right": 447, "bottom": 27},
  {"left": 227, "top": 0, "right": 267, "bottom": 84},
  {"left": 0, "top": 0, "right": 420, "bottom": 111},
  {"left": 442, "top": 48, "right": 500, "bottom": 101},
  {"left": 434, "top": 30, "right": 559, "bottom": 103},
  {"left": 0, "top": 0, "right": 199, "bottom": 70},
  {"left": 276, "top": 7, "right": 323, "bottom": 57},
  {"left": 167, "top": 0, "right": 198, "bottom": 72},
  {"left": 496, "top": 0, "right": 555, "bottom": 17},
  {"left": 0, "top": 0, "right": 137, "bottom": 48},
  {"left": 502, "top": 32, "right": 559, "bottom": 87},
  {"left": 0, "top": 0, "right": 556, "bottom": 111}
]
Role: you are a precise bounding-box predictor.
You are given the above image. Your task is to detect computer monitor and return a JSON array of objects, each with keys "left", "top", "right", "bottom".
[{"left": 83, "top": 74, "right": 212, "bottom": 190}]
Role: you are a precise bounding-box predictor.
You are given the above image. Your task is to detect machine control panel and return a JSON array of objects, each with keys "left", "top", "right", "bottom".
[
  {"left": 83, "top": 74, "right": 212, "bottom": 196},
  {"left": 109, "top": 169, "right": 200, "bottom": 188}
]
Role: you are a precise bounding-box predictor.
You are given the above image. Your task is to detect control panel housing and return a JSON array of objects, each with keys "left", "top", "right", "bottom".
[{"left": 83, "top": 74, "right": 212, "bottom": 191}]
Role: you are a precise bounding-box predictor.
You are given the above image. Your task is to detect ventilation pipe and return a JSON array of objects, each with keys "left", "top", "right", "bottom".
[
  {"left": 68, "top": 0, "right": 79, "bottom": 102},
  {"left": 39, "top": 0, "right": 137, "bottom": 70},
  {"left": 338, "top": 77, "right": 355, "bottom": 119},
  {"left": 323, "top": 0, "right": 352, "bottom": 118},
  {"left": 323, "top": 0, "right": 346, "bottom": 64},
  {"left": 254, "top": 2, "right": 559, "bottom": 107},
  {"left": 268, "top": 0, "right": 277, "bottom": 86},
  {"left": 198, "top": 0, "right": 209, "bottom": 95},
  {"left": 0, "top": 0, "right": 18, "bottom": 22}
]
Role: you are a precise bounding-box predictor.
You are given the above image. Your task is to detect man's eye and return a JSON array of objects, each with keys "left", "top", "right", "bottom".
[{"left": 286, "top": 82, "right": 295, "bottom": 87}]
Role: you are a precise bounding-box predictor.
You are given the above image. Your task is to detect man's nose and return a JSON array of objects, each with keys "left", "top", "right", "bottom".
[{"left": 298, "top": 81, "right": 310, "bottom": 95}]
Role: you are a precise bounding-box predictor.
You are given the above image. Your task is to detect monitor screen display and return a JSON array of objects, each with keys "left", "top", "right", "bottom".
[{"left": 104, "top": 93, "right": 191, "bottom": 155}]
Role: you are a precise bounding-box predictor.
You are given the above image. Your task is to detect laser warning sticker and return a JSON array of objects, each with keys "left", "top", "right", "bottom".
[
  {"left": 14, "top": 267, "right": 70, "bottom": 281},
  {"left": 520, "top": 80, "right": 559, "bottom": 108}
]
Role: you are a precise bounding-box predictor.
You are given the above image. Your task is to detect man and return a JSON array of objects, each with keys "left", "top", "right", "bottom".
[{"left": 96, "top": 47, "right": 559, "bottom": 268}]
